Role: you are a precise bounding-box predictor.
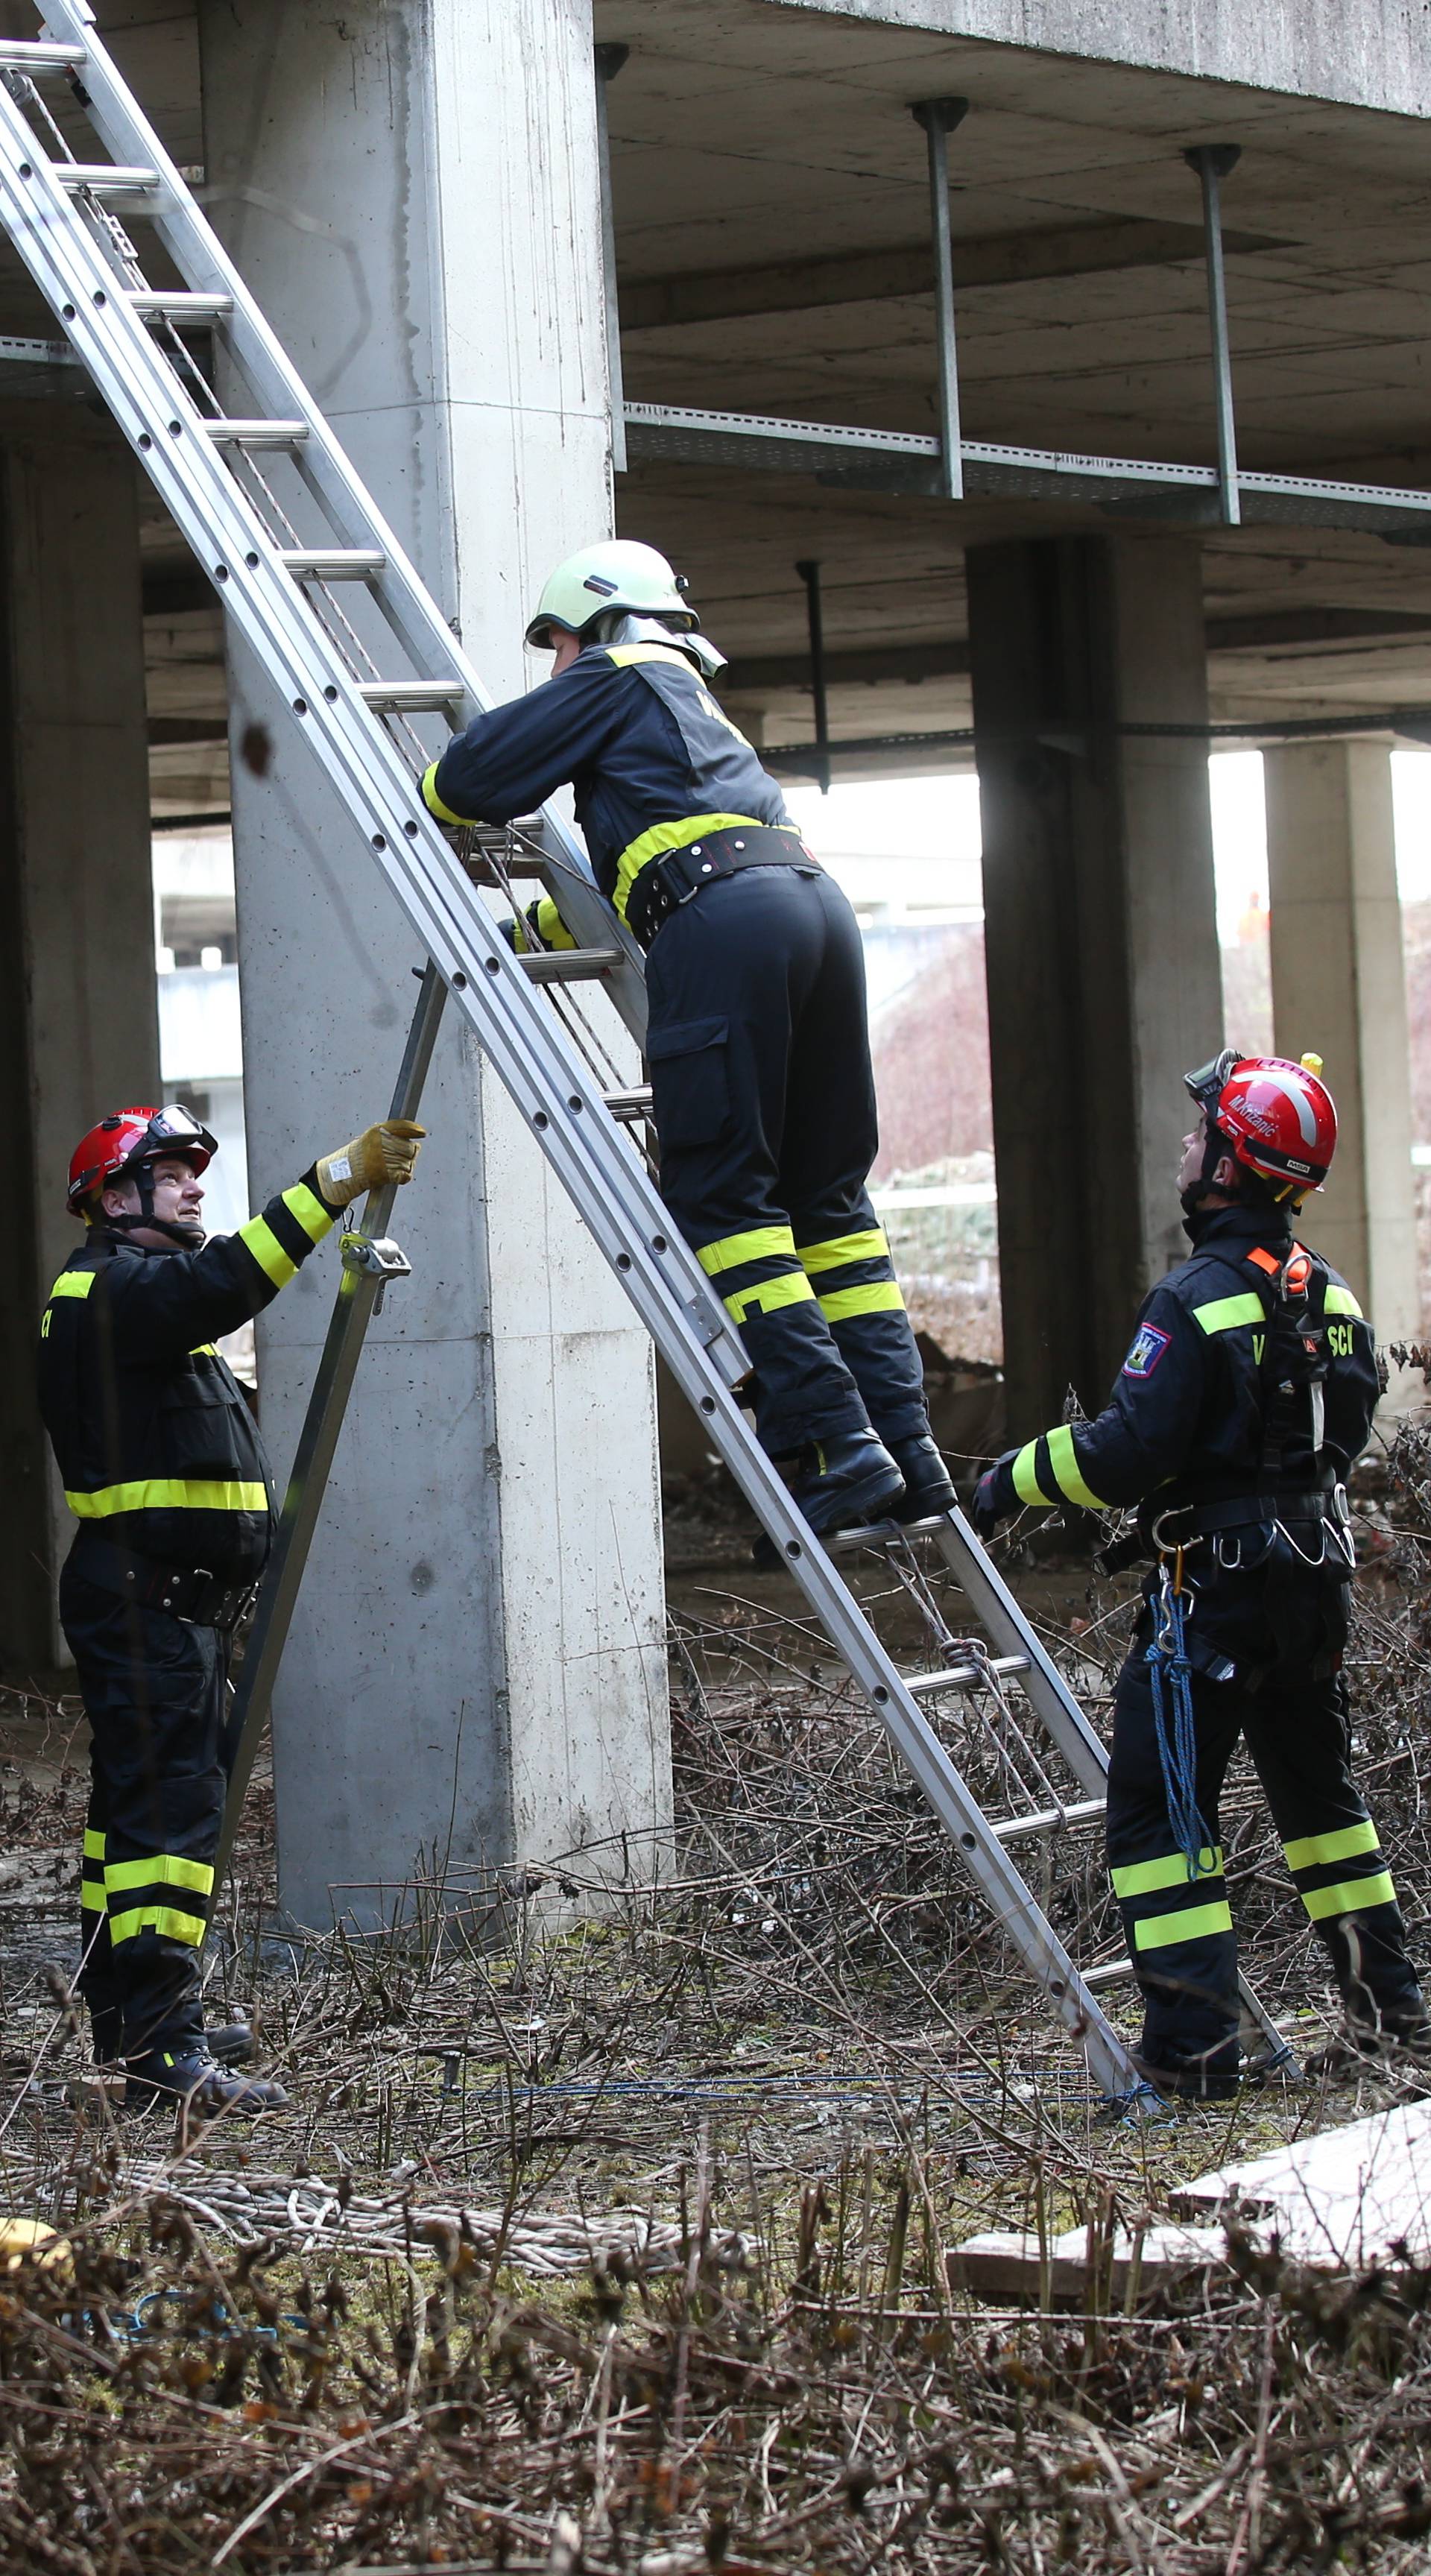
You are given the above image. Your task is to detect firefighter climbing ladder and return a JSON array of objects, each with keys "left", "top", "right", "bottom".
[{"left": 0, "top": 1, "right": 1292, "bottom": 2100}]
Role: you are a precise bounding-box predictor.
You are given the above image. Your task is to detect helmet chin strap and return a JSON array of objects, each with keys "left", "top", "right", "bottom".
[
  {"left": 1180, "top": 1118, "right": 1233, "bottom": 1219},
  {"left": 105, "top": 1213, "right": 207, "bottom": 1249}
]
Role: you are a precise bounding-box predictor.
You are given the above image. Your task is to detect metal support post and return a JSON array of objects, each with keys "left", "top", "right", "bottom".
[
  {"left": 1184, "top": 144, "right": 1242, "bottom": 527},
  {"left": 911, "top": 98, "right": 969, "bottom": 502},
  {"left": 795, "top": 557, "right": 831, "bottom": 795},
  {"left": 595, "top": 44, "right": 630, "bottom": 476},
  {"left": 212, "top": 962, "right": 447, "bottom": 1898}
]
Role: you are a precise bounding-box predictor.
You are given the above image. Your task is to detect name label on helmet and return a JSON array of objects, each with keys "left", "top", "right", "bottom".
[{"left": 1122, "top": 1322, "right": 1171, "bottom": 1379}]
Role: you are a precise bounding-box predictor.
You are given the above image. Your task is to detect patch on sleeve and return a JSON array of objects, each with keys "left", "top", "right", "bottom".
[{"left": 1122, "top": 1322, "right": 1172, "bottom": 1380}]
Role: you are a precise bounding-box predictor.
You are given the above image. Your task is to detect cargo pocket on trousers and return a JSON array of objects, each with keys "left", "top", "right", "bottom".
[{"left": 646, "top": 1016, "right": 732, "bottom": 1150}]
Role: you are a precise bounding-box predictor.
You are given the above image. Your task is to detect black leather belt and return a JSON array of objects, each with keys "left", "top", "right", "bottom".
[
  {"left": 71, "top": 1535, "right": 260, "bottom": 1632},
  {"left": 625, "top": 824, "right": 818, "bottom": 949}
]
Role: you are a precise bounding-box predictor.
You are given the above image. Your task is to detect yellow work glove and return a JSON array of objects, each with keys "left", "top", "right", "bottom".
[{"left": 316, "top": 1118, "right": 426, "bottom": 1208}]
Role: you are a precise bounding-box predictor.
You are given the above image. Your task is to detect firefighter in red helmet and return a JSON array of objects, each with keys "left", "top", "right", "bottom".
[
  {"left": 974, "top": 1051, "right": 1426, "bottom": 2098},
  {"left": 40, "top": 1102, "right": 424, "bottom": 2117}
]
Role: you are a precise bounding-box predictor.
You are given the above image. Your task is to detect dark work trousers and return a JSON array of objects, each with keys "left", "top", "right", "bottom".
[
  {"left": 1106, "top": 1578, "right": 1423, "bottom": 2080},
  {"left": 61, "top": 1554, "right": 230, "bottom": 2063},
  {"left": 644, "top": 864, "right": 930, "bottom": 1456}
]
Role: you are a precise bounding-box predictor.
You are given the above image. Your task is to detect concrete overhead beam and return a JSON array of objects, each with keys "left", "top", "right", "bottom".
[{"left": 620, "top": 217, "right": 1286, "bottom": 332}]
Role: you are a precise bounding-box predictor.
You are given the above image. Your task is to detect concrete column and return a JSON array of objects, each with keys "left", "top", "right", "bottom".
[
  {"left": 0, "top": 420, "right": 157, "bottom": 1668},
  {"left": 198, "top": 0, "right": 669, "bottom": 1928},
  {"left": 967, "top": 534, "right": 1222, "bottom": 1433},
  {"left": 1263, "top": 739, "right": 1418, "bottom": 1335}
]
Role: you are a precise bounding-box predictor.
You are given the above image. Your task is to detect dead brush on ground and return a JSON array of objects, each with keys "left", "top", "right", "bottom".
[{"left": 1, "top": 1441, "right": 1430, "bottom": 2565}]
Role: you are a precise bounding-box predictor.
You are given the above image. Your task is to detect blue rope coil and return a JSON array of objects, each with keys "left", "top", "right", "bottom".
[{"left": 1146, "top": 1573, "right": 1216, "bottom": 1881}]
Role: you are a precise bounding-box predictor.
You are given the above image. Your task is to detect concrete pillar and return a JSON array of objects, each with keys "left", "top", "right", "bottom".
[
  {"left": 1263, "top": 740, "right": 1418, "bottom": 1335},
  {"left": 967, "top": 534, "right": 1222, "bottom": 1433},
  {"left": 0, "top": 420, "right": 157, "bottom": 1668},
  {"left": 198, "top": 0, "right": 669, "bottom": 1928}
]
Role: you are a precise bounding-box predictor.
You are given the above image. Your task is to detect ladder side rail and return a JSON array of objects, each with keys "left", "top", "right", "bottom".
[
  {"left": 930, "top": 1513, "right": 1111, "bottom": 1794},
  {"left": 214, "top": 964, "right": 448, "bottom": 1895},
  {"left": 37, "top": 0, "right": 651, "bottom": 1050},
  {"left": 0, "top": 102, "right": 739, "bottom": 1374}
]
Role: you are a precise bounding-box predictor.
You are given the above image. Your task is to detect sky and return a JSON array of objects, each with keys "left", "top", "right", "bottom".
[{"left": 785, "top": 748, "right": 1431, "bottom": 940}]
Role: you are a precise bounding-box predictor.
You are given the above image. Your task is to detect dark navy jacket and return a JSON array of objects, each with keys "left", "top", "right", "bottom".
[
  {"left": 422, "top": 641, "right": 791, "bottom": 924},
  {"left": 990, "top": 1205, "right": 1377, "bottom": 1519},
  {"left": 37, "top": 1173, "right": 339, "bottom": 1580}
]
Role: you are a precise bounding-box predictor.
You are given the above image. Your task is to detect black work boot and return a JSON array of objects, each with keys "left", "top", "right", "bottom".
[
  {"left": 124, "top": 2046, "right": 289, "bottom": 2118},
  {"left": 753, "top": 1430, "right": 904, "bottom": 1565},
  {"left": 889, "top": 1433, "right": 956, "bottom": 1522}
]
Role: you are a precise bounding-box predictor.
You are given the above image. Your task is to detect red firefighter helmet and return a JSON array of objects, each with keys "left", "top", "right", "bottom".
[
  {"left": 1184, "top": 1049, "right": 1337, "bottom": 1193},
  {"left": 66, "top": 1104, "right": 217, "bottom": 1216}
]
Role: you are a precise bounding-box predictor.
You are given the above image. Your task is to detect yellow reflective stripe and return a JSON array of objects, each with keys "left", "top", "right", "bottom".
[
  {"left": 109, "top": 1904, "right": 206, "bottom": 1948},
  {"left": 1302, "top": 1872, "right": 1397, "bottom": 1922},
  {"left": 726, "top": 1273, "right": 817, "bottom": 1323},
  {"left": 104, "top": 1854, "right": 214, "bottom": 1898},
  {"left": 697, "top": 1225, "right": 797, "bottom": 1277},
  {"left": 1324, "top": 1284, "right": 1363, "bottom": 1319},
  {"left": 1046, "top": 1424, "right": 1107, "bottom": 1511},
  {"left": 238, "top": 1213, "right": 296, "bottom": 1287},
  {"left": 1192, "top": 1293, "right": 1266, "bottom": 1335},
  {"left": 83, "top": 1828, "right": 106, "bottom": 1861},
  {"left": 80, "top": 1885, "right": 107, "bottom": 1913},
  {"left": 1283, "top": 1818, "right": 1380, "bottom": 1872},
  {"left": 818, "top": 1281, "right": 906, "bottom": 1322},
  {"left": 1134, "top": 1899, "right": 1234, "bottom": 1952},
  {"left": 66, "top": 1480, "right": 269, "bottom": 1519},
  {"left": 48, "top": 1270, "right": 95, "bottom": 1301},
  {"left": 603, "top": 643, "right": 698, "bottom": 670},
  {"left": 612, "top": 812, "right": 765, "bottom": 921},
  {"left": 1011, "top": 1441, "right": 1050, "bottom": 1507},
  {"left": 189, "top": 1342, "right": 218, "bottom": 1358},
  {"left": 282, "top": 1181, "right": 333, "bottom": 1246},
  {"left": 421, "top": 759, "right": 473, "bottom": 828},
  {"left": 1112, "top": 1847, "right": 1222, "bottom": 1899},
  {"left": 797, "top": 1230, "right": 889, "bottom": 1275}
]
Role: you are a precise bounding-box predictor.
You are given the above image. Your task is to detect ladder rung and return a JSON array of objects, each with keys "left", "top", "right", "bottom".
[
  {"left": 906, "top": 1655, "right": 1028, "bottom": 1696},
  {"left": 279, "top": 548, "right": 386, "bottom": 580},
  {"left": 203, "top": 418, "right": 309, "bottom": 449},
  {"left": 128, "top": 291, "right": 233, "bottom": 319},
  {"left": 54, "top": 163, "right": 157, "bottom": 195},
  {"left": 520, "top": 948, "right": 622, "bottom": 985},
  {"left": 0, "top": 41, "right": 86, "bottom": 69},
  {"left": 825, "top": 1510, "right": 952, "bottom": 1557},
  {"left": 990, "top": 1796, "right": 1108, "bottom": 1846},
  {"left": 1081, "top": 1957, "right": 1134, "bottom": 1990},
  {"left": 601, "top": 1086, "right": 654, "bottom": 1122},
  {"left": 356, "top": 678, "right": 461, "bottom": 711}
]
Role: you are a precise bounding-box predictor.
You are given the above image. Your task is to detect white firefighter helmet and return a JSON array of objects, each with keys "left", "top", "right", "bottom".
[{"left": 524, "top": 539, "right": 699, "bottom": 648}]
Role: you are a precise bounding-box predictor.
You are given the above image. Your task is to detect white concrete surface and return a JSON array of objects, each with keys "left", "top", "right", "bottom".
[
  {"left": 198, "top": 0, "right": 669, "bottom": 1928},
  {"left": 1265, "top": 739, "right": 1420, "bottom": 1337},
  {"left": 769, "top": 0, "right": 1431, "bottom": 119}
]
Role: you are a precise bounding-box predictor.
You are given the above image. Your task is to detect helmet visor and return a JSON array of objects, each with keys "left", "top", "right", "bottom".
[
  {"left": 124, "top": 1105, "right": 218, "bottom": 1181},
  {"left": 145, "top": 1104, "right": 218, "bottom": 1158}
]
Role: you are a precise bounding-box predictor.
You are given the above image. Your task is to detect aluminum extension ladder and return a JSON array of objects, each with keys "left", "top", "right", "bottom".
[{"left": 0, "top": 1, "right": 1291, "bottom": 2101}]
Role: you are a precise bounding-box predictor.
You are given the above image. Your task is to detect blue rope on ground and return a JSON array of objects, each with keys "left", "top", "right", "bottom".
[{"left": 1146, "top": 1574, "right": 1216, "bottom": 1881}]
